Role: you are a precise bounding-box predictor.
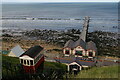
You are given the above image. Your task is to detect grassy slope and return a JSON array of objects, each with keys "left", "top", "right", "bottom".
[
  {"left": 74, "top": 65, "right": 119, "bottom": 78},
  {"left": 3, "top": 55, "right": 119, "bottom": 78},
  {"left": 2, "top": 55, "right": 66, "bottom": 71},
  {"left": 2, "top": 55, "right": 20, "bottom": 65},
  {"left": 2, "top": 55, "right": 67, "bottom": 79},
  {"left": 44, "top": 61, "right": 67, "bottom": 70}
]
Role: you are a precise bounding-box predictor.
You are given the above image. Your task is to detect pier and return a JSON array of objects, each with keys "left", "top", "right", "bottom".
[{"left": 80, "top": 16, "right": 90, "bottom": 42}]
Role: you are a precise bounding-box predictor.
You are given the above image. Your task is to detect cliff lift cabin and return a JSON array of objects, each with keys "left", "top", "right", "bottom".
[{"left": 19, "top": 45, "right": 44, "bottom": 73}]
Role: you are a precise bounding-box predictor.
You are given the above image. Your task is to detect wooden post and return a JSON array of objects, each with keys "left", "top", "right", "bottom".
[{"left": 67, "top": 65, "right": 69, "bottom": 71}]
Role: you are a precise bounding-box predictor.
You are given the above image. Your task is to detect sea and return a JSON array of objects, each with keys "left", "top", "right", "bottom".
[{"left": 1, "top": 2, "right": 118, "bottom": 32}]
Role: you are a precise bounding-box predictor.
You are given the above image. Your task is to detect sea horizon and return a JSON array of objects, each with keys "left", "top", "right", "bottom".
[
  {"left": 2, "top": 2, "right": 118, "bottom": 32},
  {"left": 2, "top": 2, "right": 118, "bottom": 4}
]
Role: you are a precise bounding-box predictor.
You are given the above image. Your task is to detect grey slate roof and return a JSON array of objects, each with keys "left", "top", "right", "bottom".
[
  {"left": 55, "top": 57, "right": 96, "bottom": 67},
  {"left": 102, "top": 61, "right": 118, "bottom": 66},
  {"left": 86, "top": 41, "right": 97, "bottom": 52},
  {"left": 55, "top": 59, "right": 73, "bottom": 64},
  {"left": 64, "top": 40, "right": 74, "bottom": 48},
  {"left": 63, "top": 16, "right": 91, "bottom": 50},
  {"left": 76, "top": 60, "right": 96, "bottom": 67},
  {"left": 11, "top": 45, "right": 24, "bottom": 57},
  {"left": 74, "top": 38, "right": 86, "bottom": 49},
  {"left": 20, "top": 45, "right": 43, "bottom": 58},
  {"left": 64, "top": 39, "right": 86, "bottom": 50},
  {"left": 55, "top": 57, "right": 75, "bottom": 64},
  {"left": 96, "top": 61, "right": 119, "bottom": 67}
]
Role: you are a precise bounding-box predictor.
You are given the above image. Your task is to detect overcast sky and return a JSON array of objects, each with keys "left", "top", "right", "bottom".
[{"left": 3, "top": 0, "right": 120, "bottom": 3}]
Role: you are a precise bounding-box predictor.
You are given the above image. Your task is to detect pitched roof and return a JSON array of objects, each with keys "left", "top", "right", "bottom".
[
  {"left": 96, "top": 61, "right": 119, "bottom": 66},
  {"left": 74, "top": 38, "right": 86, "bottom": 49},
  {"left": 55, "top": 57, "right": 96, "bottom": 67},
  {"left": 76, "top": 60, "right": 96, "bottom": 67},
  {"left": 102, "top": 61, "right": 118, "bottom": 66},
  {"left": 55, "top": 57, "right": 75, "bottom": 64},
  {"left": 55, "top": 59, "right": 73, "bottom": 64},
  {"left": 20, "top": 45, "right": 43, "bottom": 58},
  {"left": 64, "top": 40, "right": 74, "bottom": 48},
  {"left": 86, "top": 41, "right": 97, "bottom": 52},
  {"left": 10, "top": 45, "right": 24, "bottom": 57}
]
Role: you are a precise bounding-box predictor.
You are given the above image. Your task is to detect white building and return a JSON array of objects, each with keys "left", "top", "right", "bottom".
[{"left": 8, "top": 45, "right": 24, "bottom": 57}]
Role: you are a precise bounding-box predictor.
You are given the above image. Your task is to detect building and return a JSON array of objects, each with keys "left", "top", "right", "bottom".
[
  {"left": 8, "top": 45, "right": 24, "bottom": 57},
  {"left": 19, "top": 45, "right": 44, "bottom": 73},
  {"left": 63, "top": 40, "right": 74, "bottom": 56},
  {"left": 63, "top": 39, "right": 86, "bottom": 57},
  {"left": 63, "top": 40, "right": 97, "bottom": 58},
  {"left": 63, "top": 16, "right": 97, "bottom": 58},
  {"left": 86, "top": 41, "right": 97, "bottom": 58},
  {"left": 73, "top": 39, "right": 86, "bottom": 57},
  {"left": 55, "top": 57, "right": 96, "bottom": 72}
]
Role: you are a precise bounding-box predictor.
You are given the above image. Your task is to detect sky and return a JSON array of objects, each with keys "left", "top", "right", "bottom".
[{"left": 2, "top": 0, "right": 120, "bottom": 3}]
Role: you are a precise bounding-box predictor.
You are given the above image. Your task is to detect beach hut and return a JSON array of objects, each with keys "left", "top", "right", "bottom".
[
  {"left": 19, "top": 45, "right": 44, "bottom": 73},
  {"left": 8, "top": 45, "right": 24, "bottom": 57}
]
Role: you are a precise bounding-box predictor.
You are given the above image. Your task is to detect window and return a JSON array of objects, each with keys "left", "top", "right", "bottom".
[
  {"left": 27, "top": 60, "right": 29, "bottom": 65},
  {"left": 30, "top": 60, "right": 33, "bottom": 65},
  {"left": 24, "top": 60, "right": 26, "bottom": 65},
  {"left": 21, "top": 59, "right": 23, "bottom": 64},
  {"left": 35, "top": 54, "right": 42, "bottom": 64},
  {"left": 89, "top": 52, "right": 93, "bottom": 57},
  {"left": 75, "top": 51, "right": 82, "bottom": 56},
  {"left": 65, "top": 50, "right": 70, "bottom": 54}
]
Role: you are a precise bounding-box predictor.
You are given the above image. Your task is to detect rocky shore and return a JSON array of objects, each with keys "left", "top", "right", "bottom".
[{"left": 2, "top": 29, "right": 120, "bottom": 57}]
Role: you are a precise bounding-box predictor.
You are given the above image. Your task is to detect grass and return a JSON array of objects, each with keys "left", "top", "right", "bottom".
[
  {"left": 2, "top": 55, "right": 119, "bottom": 79},
  {"left": 2, "top": 55, "right": 67, "bottom": 73},
  {"left": 2, "top": 55, "right": 20, "bottom": 65},
  {"left": 44, "top": 61, "right": 67, "bottom": 70},
  {"left": 2, "top": 55, "right": 66, "bottom": 70},
  {"left": 2, "top": 55, "right": 20, "bottom": 78},
  {"left": 2, "top": 55, "right": 67, "bottom": 80},
  {"left": 71, "top": 65, "right": 120, "bottom": 78}
]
